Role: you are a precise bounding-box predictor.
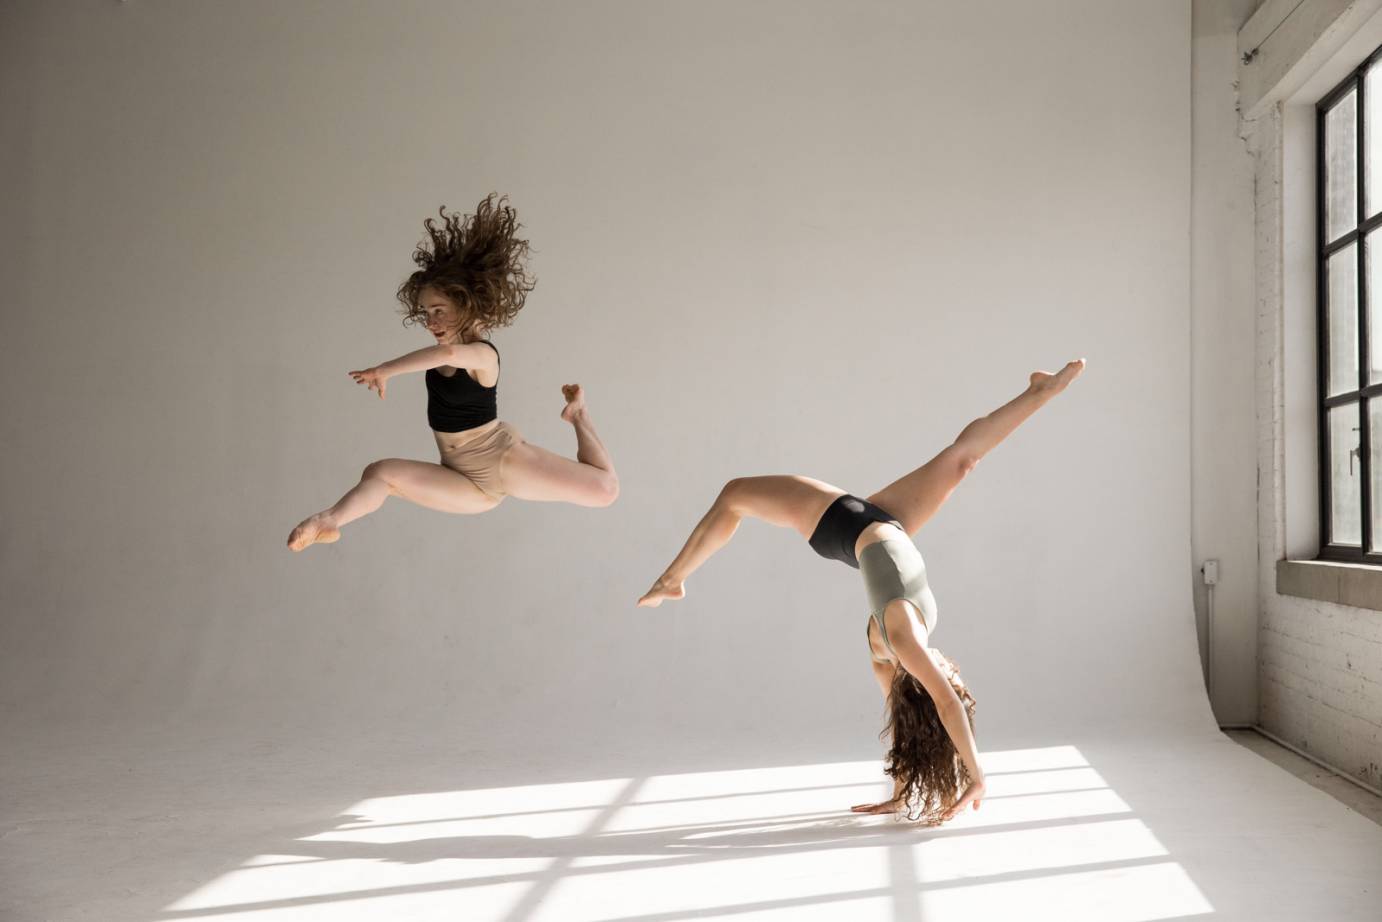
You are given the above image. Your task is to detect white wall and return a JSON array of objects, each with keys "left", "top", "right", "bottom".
[
  {"left": 1191, "top": 0, "right": 1262, "bottom": 726},
  {"left": 0, "top": 1, "right": 1204, "bottom": 750}
]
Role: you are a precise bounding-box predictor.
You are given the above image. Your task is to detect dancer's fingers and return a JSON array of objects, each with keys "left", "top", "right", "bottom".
[{"left": 943, "top": 789, "right": 981, "bottom": 822}]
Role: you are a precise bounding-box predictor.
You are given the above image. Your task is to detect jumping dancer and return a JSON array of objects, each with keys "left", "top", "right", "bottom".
[{"left": 288, "top": 195, "right": 619, "bottom": 551}]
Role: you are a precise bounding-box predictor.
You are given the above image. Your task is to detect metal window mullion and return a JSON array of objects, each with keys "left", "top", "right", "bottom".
[
  {"left": 1318, "top": 544, "right": 1382, "bottom": 562},
  {"left": 1316, "top": 546, "right": 1382, "bottom": 562},
  {"left": 1322, "top": 383, "right": 1382, "bottom": 406},
  {"left": 1323, "top": 209, "right": 1382, "bottom": 253},
  {"left": 1360, "top": 71, "right": 1373, "bottom": 553},
  {"left": 1320, "top": 100, "right": 1334, "bottom": 550},
  {"left": 1324, "top": 226, "right": 1361, "bottom": 255}
]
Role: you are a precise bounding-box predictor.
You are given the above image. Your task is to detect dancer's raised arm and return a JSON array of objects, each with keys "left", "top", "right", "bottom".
[
  {"left": 390, "top": 341, "right": 498, "bottom": 377},
  {"left": 349, "top": 342, "right": 499, "bottom": 399}
]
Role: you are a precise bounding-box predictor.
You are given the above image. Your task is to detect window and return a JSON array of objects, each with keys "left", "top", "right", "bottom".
[{"left": 1318, "top": 46, "right": 1382, "bottom": 561}]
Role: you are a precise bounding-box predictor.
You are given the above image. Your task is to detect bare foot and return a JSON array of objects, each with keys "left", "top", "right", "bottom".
[
  {"left": 1029, "top": 358, "right": 1086, "bottom": 395},
  {"left": 287, "top": 513, "right": 340, "bottom": 552},
  {"left": 560, "top": 383, "right": 587, "bottom": 423},
  {"left": 637, "top": 576, "right": 686, "bottom": 608}
]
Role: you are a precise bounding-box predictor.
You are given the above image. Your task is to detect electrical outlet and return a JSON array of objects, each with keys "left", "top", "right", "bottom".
[{"left": 1202, "top": 560, "right": 1219, "bottom": 586}]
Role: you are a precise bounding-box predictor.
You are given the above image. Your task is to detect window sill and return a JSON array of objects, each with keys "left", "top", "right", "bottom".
[{"left": 1276, "top": 558, "right": 1382, "bottom": 610}]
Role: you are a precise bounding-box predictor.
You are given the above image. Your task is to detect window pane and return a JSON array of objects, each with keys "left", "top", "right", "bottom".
[
  {"left": 1369, "top": 232, "right": 1382, "bottom": 385},
  {"left": 1369, "top": 66, "right": 1382, "bottom": 217},
  {"left": 1371, "top": 401, "right": 1382, "bottom": 551},
  {"left": 1328, "top": 244, "right": 1360, "bottom": 395},
  {"left": 1327, "top": 88, "right": 1358, "bottom": 243},
  {"left": 1330, "top": 403, "right": 1363, "bottom": 546}
]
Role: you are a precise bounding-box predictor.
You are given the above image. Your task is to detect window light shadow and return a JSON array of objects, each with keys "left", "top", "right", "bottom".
[{"left": 158, "top": 746, "right": 1213, "bottom": 922}]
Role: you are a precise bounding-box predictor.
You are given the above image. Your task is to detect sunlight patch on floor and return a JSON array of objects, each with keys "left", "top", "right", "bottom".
[{"left": 160, "top": 746, "right": 1212, "bottom": 922}]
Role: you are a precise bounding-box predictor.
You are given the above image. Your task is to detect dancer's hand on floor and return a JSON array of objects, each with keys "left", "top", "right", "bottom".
[
  {"left": 940, "top": 777, "right": 985, "bottom": 822},
  {"left": 349, "top": 366, "right": 388, "bottom": 399},
  {"left": 850, "top": 800, "right": 900, "bottom": 815}
]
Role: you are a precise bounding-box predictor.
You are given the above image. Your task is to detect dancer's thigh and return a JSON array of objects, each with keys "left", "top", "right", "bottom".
[
  {"left": 500, "top": 441, "right": 614, "bottom": 506},
  {"left": 372, "top": 458, "right": 500, "bottom": 514},
  {"left": 721, "top": 474, "right": 844, "bottom": 539},
  {"left": 864, "top": 446, "right": 971, "bottom": 536}
]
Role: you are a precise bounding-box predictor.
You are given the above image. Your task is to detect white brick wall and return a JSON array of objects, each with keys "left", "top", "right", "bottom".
[{"left": 1251, "top": 105, "right": 1382, "bottom": 791}]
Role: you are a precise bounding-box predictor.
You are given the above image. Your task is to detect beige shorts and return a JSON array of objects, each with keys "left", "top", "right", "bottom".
[{"left": 435, "top": 420, "right": 523, "bottom": 501}]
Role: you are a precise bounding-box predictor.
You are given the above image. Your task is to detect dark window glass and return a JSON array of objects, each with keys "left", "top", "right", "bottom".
[{"left": 1318, "top": 48, "right": 1382, "bottom": 561}]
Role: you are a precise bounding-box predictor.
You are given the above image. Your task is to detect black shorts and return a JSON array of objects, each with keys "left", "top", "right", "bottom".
[{"left": 807, "top": 494, "right": 903, "bottom": 568}]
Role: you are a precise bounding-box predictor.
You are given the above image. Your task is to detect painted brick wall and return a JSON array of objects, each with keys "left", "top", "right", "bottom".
[
  {"left": 1252, "top": 107, "right": 1382, "bottom": 791},
  {"left": 1260, "top": 598, "right": 1382, "bottom": 787}
]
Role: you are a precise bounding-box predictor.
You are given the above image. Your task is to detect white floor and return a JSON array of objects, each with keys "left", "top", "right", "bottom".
[{"left": 4, "top": 718, "right": 1381, "bottom": 922}]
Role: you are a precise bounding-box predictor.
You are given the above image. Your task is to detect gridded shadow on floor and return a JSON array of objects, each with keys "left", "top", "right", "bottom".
[{"left": 157, "top": 745, "right": 1213, "bottom": 922}]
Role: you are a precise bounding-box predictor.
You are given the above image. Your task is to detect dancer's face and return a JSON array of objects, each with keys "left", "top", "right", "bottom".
[{"left": 419, "top": 286, "right": 463, "bottom": 343}]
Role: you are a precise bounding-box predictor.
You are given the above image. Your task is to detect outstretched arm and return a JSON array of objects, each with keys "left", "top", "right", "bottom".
[{"left": 349, "top": 343, "right": 498, "bottom": 399}]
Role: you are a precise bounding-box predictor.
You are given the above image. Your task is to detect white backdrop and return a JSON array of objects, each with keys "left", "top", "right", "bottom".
[{"left": 0, "top": 0, "right": 1204, "bottom": 751}]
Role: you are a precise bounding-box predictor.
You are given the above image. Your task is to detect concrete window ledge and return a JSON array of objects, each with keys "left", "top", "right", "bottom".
[{"left": 1277, "top": 559, "right": 1382, "bottom": 611}]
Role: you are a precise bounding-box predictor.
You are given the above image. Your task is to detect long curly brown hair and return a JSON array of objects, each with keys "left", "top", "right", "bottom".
[
  {"left": 883, "top": 649, "right": 977, "bottom": 824},
  {"left": 396, "top": 194, "right": 536, "bottom": 335}
]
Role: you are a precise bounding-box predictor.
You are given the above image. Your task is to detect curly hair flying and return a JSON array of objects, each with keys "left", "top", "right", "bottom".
[
  {"left": 396, "top": 194, "right": 536, "bottom": 334},
  {"left": 883, "top": 650, "right": 977, "bottom": 824}
]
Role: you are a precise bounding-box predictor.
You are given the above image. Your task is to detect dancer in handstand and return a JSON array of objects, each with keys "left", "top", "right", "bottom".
[
  {"left": 288, "top": 195, "right": 619, "bottom": 551},
  {"left": 638, "top": 359, "right": 1085, "bottom": 823}
]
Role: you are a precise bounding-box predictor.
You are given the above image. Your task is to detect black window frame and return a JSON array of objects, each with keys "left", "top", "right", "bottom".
[{"left": 1318, "top": 44, "right": 1382, "bottom": 562}]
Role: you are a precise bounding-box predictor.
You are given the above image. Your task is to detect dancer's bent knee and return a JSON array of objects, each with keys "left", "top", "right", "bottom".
[
  {"left": 718, "top": 477, "right": 749, "bottom": 509},
  {"left": 592, "top": 471, "right": 620, "bottom": 507}
]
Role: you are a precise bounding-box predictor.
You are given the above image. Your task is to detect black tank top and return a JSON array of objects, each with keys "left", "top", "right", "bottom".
[
  {"left": 425, "top": 341, "right": 499, "bottom": 432},
  {"left": 807, "top": 494, "right": 903, "bottom": 568}
]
